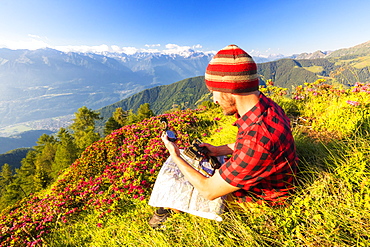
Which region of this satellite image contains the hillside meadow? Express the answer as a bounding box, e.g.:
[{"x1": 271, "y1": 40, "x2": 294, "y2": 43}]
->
[{"x1": 1, "y1": 80, "x2": 369, "y2": 246}]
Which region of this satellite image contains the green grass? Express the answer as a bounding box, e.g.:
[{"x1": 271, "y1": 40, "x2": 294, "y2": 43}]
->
[
  {"x1": 44, "y1": 126, "x2": 370, "y2": 246},
  {"x1": 353, "y1": 56, "x2": 370, "y2": 69},
  {"x1": 2, "y1": 81, "x2": 370, "y2": 246},
  {"x1": 303, "y1": 66, "x2": 324, "y2": 74}
]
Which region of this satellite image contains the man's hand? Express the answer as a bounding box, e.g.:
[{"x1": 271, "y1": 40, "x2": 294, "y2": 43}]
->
[
  {"x1": 198, "y1": 143, "x2": 219, "y2": 157},
  {"x1": 199, "y1": 143, "x2": 234, "y2": 157},
  {"x1": 161, "y1": 131, "x2": 180, "y2": 157}
]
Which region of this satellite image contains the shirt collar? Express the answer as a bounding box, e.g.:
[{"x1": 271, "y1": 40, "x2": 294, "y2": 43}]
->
[{"x1": 234, "y1": 93, "x2": 270, "y2": 130}]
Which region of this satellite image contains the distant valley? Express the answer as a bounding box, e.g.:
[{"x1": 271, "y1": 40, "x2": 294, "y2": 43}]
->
[{"x1": 0, "y1": 48, "x2": 213, "y2": 127}]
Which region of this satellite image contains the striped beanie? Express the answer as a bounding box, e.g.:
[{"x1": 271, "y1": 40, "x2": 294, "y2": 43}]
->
[{"x1": 205, "y1": 44, "x2": 259, "y2": 93}]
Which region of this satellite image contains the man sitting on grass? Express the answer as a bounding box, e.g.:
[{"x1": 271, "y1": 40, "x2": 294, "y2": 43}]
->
[{"x1": 148, "y1": 44, "x2": 298, "y2": 228}]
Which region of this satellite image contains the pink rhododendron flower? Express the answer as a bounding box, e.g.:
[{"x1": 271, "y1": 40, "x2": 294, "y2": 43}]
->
[{"x1": 346, "y1": 100, "x2": 360, "y2": 106}]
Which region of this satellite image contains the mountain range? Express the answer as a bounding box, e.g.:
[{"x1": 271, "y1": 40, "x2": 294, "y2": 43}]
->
[
  {"x1": 0, "y1": 48, "x2": 213, "y2": 127},
  {"x1": 0, "y1": 46, "x2": 312, "y2": 128},
  {"x1": 1, "y1": 40, "x2": 370, "y2": 139}
]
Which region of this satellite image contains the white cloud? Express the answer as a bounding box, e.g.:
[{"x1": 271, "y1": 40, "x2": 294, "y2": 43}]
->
[
  {"x1": 141, "y1": 48, "x2": 161, "y2": 53},
  {"x1": 56, "y1": 44, "x2": 110, "y2": 53},
  {"x1": 111, "y1": 45, "x2": 121, "y2": 52},
  {"x1": 135, "y1": 44, "x2": 209, "y2": 56},
  {"x1": 162, "y1": 44, "x2": 195, "y2": 56},
  {"x1": 0, "y1": 35, "x2": 213, "y2": 56},
  {"x1": 145, "y1": 44, "x2": 161, "y2": 48},
  {"x1": 120, "y1": 47, "x2": 139, "y2": 55},
  {"x1": 0, "y1": 34, "x2": 49, "y2": 50},
  {"x1": 54, "y1": 44, "x2": 140, "y2": 55},
  {"x1": 165, "y1": 44, "x2": 181, "y2": 49},
  {"x1": 249, "y1": 49, "x2": 263, "y2": 56},
  {"x1": 28, "y1": 34, "x2": 42, "y2": 39}
]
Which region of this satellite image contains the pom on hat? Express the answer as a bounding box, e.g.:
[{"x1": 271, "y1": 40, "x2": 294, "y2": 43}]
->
[{"x1": 205, "y1": 44, "x2": 259, "y2": 93}]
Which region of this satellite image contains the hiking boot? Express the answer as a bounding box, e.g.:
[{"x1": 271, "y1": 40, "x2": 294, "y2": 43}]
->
[{"x1": 148, "y1": 208, "x2": 171, "y2": 229}]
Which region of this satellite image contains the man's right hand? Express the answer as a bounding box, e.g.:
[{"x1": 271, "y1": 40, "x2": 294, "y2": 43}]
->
[
  {"x1": 198, "y1": 143, "x2": 218, "y2": 156},
  {"x1": 199, "y1": 143, "x2": 235, "y2": 157}
]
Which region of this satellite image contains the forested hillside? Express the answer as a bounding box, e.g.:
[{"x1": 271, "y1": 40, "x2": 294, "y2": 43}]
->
[
  {"x1": 328, "y1": 40, "x2": 370, "y2": 57},
  {"x1": 259, "y1": 41, "x2": 370, "y2": 87},
  {"x1": 258, "y1": 59, "x2": 320, "y2": 88},
  {"x1": 0, "y1": 148, "x2": 32, "y2": 170},
  {"x1": 96, "y1": 76, "x2": 212, "y2": 125},
  {"x1": 258, "y1": 57, "x2": 370, "y2": 88}
]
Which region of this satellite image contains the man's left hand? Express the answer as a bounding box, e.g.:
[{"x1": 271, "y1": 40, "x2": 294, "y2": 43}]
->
[{"x1": 161, "y1": 131, "x2": 181, "y2": 157}]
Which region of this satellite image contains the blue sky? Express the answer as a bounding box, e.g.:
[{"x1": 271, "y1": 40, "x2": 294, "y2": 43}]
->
[{"x1": 1, "y1": 0, "x2": 370, "y2": 56}]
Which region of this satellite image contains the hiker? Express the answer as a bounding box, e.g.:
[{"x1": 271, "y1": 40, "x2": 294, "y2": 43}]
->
[{"x1": 148, "y1": 44, "x2": 298, "y2": 228}]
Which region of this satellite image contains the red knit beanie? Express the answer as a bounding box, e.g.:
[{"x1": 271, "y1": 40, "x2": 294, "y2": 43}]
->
[{"x1": 205, "y1": 44, "x2": 259, "y2": 93}]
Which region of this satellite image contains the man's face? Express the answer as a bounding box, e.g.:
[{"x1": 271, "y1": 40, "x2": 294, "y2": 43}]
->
[{"x1": 212, "y1": 91, "x2": 237, "y2": 116}]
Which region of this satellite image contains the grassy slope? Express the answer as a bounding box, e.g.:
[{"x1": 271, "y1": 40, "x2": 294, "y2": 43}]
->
[
  {"x1": 50, "y1": 95, "x2": 370, "y2": 246},
  {"x1": 46, "y1": 114, "x2": 370, "y2": 247},
  {"x1": 1, "y1": 82, "x2": 370, "y2": 246}
]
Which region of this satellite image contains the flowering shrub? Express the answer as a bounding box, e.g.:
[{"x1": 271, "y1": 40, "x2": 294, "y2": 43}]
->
[
  {"x1": 260, "y1": 80, "x2": 288, "y2": 99},
  {"x1": 292, "y1": 80, "x2": 370, "y2": 136},
  {"x1": 292, "y1": 79, "x2": 347, "y2": 100},
  {"x1": 0, "y1": 108, "x2": 220, "y2": 246}
]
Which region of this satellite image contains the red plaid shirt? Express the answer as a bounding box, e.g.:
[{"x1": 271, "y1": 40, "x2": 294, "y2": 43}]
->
[{"x1": 219, "y1": 93, "x2": 297, "y2": 204}]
